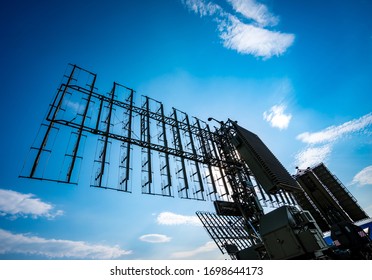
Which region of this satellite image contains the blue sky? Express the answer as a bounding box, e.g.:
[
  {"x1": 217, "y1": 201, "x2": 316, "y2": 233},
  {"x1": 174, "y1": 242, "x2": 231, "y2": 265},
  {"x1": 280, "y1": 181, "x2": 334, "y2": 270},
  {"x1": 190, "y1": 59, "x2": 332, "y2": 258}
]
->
[{"x1": 0, "y1": 0, "x2": 371, "y2": 260}]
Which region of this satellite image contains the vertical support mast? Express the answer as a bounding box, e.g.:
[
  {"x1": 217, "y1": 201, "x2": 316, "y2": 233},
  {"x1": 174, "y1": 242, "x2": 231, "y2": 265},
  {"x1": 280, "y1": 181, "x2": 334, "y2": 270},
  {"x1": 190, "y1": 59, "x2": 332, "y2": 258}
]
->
[
  {"x1": 30, "y1": 64, "x2": 77, "y2": 178},
  {"x1": 95, "y1": 97, "x2": 104, "y2": 131},
  {"x1": 66, "y1": 73, "x2": 97, "y2": 183},
  {"x1": 97, "y1": 82, "x2": 116, "y2": 188},
  {"x1": 185, "y1": 114, "x2": 204, "y2": 195},
  {"x1": 119, "y1": 88, "x2": 134, "y2": 192},
  {"x1": 141, "y1": 96, "x2": 152, "y2": 193},
  {"x1": 172, "y1": 108, "x2": 189, "y2": 198},
  {"x1": 124, "y1": 89, "x2": 134, "y2": 191},
  {"x1": 195, "y1": 118, "x2": 217, "y2": 195},
  {"x1": 158, "y1": 102, "x2": 172, "y2": 196},
  {"x1": 207, "y1": 124, "x2": 229, "y2": 197},
  {"x1": 214, "y1": 121, "x2": 263, "y2": 228}
]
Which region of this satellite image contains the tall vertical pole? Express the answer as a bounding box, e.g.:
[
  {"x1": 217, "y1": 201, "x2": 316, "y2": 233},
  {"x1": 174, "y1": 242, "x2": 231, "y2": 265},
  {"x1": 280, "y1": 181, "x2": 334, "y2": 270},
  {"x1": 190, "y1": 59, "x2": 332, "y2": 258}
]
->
[
  {"x1": 98, "y1": 82, "x2": 115, "y2": 188},
  {"x1": 30, "y1": 64, "x2": 77, "y2": 178},
  {"x1": 207, "y1": 124, "x2": 229, "y2": 197},
  {"x1": 172, "y1": 108, "x2": 189, "y2": 197},
  {"x1": 146, "y1": 97, "x2": 152, "y2": 190},
  {"x1": 196, "y1": 119, "x2": 217, "y2": 194},
  {"x1": 95, "y1": 97, "x2": 104, "y2": 131},
  {"x1": 123, "y1": 90, "x2": 134, "y2": 191},
  {"x1": 159, "y1": 103, "x2": 172, "y2": 196},
  {"x1": 66, "y1": 73, "x2": 97, "y2": 183},
  {"x1": 185, "y1": 115, "x2": 204, "y2": 194}
]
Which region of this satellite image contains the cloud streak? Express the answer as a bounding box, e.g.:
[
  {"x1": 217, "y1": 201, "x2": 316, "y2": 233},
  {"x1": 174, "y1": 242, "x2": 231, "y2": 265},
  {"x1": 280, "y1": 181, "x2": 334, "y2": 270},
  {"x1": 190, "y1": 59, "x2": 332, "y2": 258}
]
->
[
  {"x1": 219, "y1": 15, "x2": 294, "y2": 58},
  {"x1": 0, "y1": 189, "x2": 63, "y2": 219},
  {"x1": 182, "y1": 0, "x2": 294, "y2": 59},
  {"x1": 295, "y1": 113, "x2": 372, "y2": 168},
  {"x1": 139, "y1": 234, "x2": 171, "y2": 243},
  {"x1": 0, "y1": 228, "x2": 132, "y2": 259},
  {"x1": 227, "y1": 0, "x2": 278, "y2": 26},
  {"x1": 297, "y1": 113, "x2": 372, "y2": 145},
  {"x1": 351, "y1": 166, "x2": 372, "y2": 186},
  {"x1": 156, "y1": 212, "x2": 201, "y2": 226},
  {"x1": 184, "y1": 0, "x2": 221, "y2": 16},
  {"x1": 295, "y1": 144, "x2": 332, "y2": 169}
]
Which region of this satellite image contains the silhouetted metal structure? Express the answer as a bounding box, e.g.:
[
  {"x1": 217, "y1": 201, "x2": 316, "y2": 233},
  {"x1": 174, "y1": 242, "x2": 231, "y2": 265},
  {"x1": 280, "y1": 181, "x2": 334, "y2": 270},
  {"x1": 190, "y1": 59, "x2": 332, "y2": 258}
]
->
[
  {"x1": 21, "y1": 64, "x2": 371, "y2": 260},
  {"x1": 294, "y1": 163, "x2": 369, "y2": 231}
]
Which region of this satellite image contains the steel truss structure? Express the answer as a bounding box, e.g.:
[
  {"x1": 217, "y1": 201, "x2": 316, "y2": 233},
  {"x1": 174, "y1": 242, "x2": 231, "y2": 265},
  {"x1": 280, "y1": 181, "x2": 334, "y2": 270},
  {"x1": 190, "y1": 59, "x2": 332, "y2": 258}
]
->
[
  {"x1": 294, "y1": 163, "x2": 369, "y2": 232},
  {"x1": 196, "y1": 211, "x2": 262, "y2": 259},
  {"x1": 21, "y1": 64, "x2": 296, "y2": 204},
  {"x1": 20, "y1": 64, "x2": 306, "y2": 258}
]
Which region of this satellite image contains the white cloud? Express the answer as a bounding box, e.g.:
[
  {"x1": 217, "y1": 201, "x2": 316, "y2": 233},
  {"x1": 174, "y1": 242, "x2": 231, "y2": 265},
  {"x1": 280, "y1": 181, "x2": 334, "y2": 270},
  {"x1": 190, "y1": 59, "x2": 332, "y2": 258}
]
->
[
  {"x1": 64, "y1": 99, "x2": 85, "y2": 114},
  {"x1": 263, "y1": 104, "x2": 292, "y2": 130},
  {"x1": 295, "y1": 113, "x2": 372, "y2": 168},
  {"x1": 170, "y1": 241, "x2": 217, "y2": 259},
  {"x1": 351, "y1": 166, "x2": 372, "y2": 186},
  {"x1": 227, "y1": 0, "x2": 278, "y2": 26},
  {"x1": 297, "y1": 113, "x2": 372, "y2": 145},
  {"x1": 183, "y1": 0, "x2": 220, "y2": 17},
  {"x1": 182, "y1": 0, "x2": 294, "y2": 59},
  {"x1": 139, "y1": 234, "x2": 171, "y2": 243},
  {"x1": 219, "y1": 15, "x2": 294, "y2": 59},
  {"x1": 0, "y1": 189, "x2": 63, "y2": 219},
  {"x1": 156, "y1": 212, "x2": 201, "y2": 226},
  {"x1": 0, "y1": 228, "x2": 132, "y2": 259},
  {"x1": 295, "y1": 144, "x2": 332, "y2": 169}
]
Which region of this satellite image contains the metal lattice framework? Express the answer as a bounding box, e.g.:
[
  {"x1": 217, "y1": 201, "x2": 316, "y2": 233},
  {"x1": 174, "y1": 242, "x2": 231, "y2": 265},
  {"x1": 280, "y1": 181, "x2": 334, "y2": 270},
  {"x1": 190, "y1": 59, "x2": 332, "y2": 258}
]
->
[
  {"x1": 294, "y1": 163, "x2": 369, "y2": 232},
  {"x1": 196, "y1": 211, "x2": 261, "y2": 259},
  {"x1": 21, "y1": 64, "x2": 297, "y2": 206},
  {"x1": 20, "y1": 64, "x2": 304, "y2": 258}
]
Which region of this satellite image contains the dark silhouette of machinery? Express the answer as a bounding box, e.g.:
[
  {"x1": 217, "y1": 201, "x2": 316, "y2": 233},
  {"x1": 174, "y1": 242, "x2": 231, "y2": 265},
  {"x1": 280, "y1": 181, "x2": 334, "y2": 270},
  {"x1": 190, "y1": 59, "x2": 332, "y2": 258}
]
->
[{"x1": 21, "y1": 64, "x2": 372, "y2": 259}]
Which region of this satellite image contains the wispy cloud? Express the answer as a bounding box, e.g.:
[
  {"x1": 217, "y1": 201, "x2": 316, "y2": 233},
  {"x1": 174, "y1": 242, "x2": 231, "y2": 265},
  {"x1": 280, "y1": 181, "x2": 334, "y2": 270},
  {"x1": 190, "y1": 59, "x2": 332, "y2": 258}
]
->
[
  {"x1": 170, "y1": 241, "x2": 217, "y2": 259},
  {"x1": 63, "y1": 100, "x2": 85, "y2": 114},
  {"x1": 263, "y1": 104, "x2": 292, "y2": 130},
  {"x1": 0, "y1": 228, "x2": 132, "y2": 259},
  {"x1": 295, "y1": 113, "x2": 372, "y2": 168},
  {"x1": 219, "y1": 15, "x2": 294, "y2": 58},
  {"x1": 297, "y1": 113, "x2": 372, "y2": 145},
  {"x1": 227, "y1": 0, "x2": 278, "y2": 26},
  {"x1": 0, "y1": 189, "x2": 63, "y2": 219},
  {"x1": 351, "y1": 166, "x2": 372, "y2": 186},
  {"x1": 139, "y1": 234, "x2": 171, "y2": 243},
  {"x1": 184, "y1": 0, "x2": 221, "y2": 16},
  {"x1": 182, "y1": 0, "x2": 294, "y2": 59},
  {"x1": 295, "y1": 144, "x2": 332, "y2": 169},
  {"x1": 156, "y1": 212, "x2": 201, "y2": 226}
]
